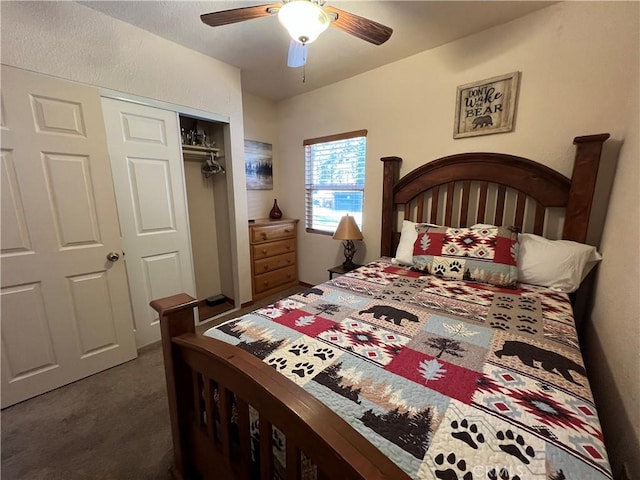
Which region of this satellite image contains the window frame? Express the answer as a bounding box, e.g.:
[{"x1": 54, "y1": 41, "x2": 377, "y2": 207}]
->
[{"x1": 304, "y1": 129, "x2": 368, "y2": 235}]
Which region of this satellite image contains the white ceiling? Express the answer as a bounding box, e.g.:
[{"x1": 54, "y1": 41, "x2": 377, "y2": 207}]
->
[{"x1": 80, "y1": 1, "x2": 553, "y2": 102}]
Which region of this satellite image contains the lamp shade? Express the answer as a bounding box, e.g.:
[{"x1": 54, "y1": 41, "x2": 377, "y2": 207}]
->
[
  {"x1": 333, "y1": 215, "x2": 363, "y2": 241},
  {"x1": 278, "y1": 0, "x2": 330, "y2": 45}
]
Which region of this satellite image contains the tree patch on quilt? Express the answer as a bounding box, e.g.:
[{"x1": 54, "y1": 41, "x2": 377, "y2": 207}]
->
[
  {"x1": 494, "y1": 340, "x2": 586, "y2": 385},
  {"x1": 313, "y1": 362, "x2": 362, "y2": 403},
  {"x1": 237, "y1": 338, "x2": 285, "y2": 360},
  {"x1": 217, "y1": 319, "x2": 244, "y2": 339},
  {"x1": 313, "y1": 303, "x2": 341, "y2": 316},
  {"x1": 424, "y1": 336, "x2": 467, "y2": 359},
  {"x1": 361, "y1": 406, "x2": 434, "y2": 459}
]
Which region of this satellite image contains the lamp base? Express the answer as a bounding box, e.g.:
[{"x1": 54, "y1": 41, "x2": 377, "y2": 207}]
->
[
  {"x1": 342, "y1": 259, "x2": 357, "y2": 272},
  {"x1": 342, "y1": 240, "x2": 357, "y2": 271}
]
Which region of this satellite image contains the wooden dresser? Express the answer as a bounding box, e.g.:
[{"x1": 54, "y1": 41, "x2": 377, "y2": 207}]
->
[{"x1": 249, "y1": 219, "x2": 299, "y2": 300}]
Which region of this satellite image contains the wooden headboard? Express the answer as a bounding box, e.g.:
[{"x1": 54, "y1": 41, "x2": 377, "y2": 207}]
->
[{"x1": 380, "y1": 134, "x2": 610, "y2": 257}]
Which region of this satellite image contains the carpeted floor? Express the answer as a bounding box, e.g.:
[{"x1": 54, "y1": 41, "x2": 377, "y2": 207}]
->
[{"x1": 1, "y1": 286, "x2": 305, "y2": 480}]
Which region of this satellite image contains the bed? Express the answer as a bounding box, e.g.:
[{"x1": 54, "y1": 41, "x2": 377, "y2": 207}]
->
[{"x1": 151, "y1": 133, "x2": 612, "y2": 480}]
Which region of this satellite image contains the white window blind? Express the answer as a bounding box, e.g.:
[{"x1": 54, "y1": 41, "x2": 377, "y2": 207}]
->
[{"x1": 304, "y1": 130, "x2": 367, "y2": 233}]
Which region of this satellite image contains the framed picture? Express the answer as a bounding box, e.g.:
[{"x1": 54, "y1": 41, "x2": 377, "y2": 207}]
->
[
  {"x1": 453, "y1": 72, "x2": 521, "y2": 139},
  {"x1": 244, "y1": 140, "x2": 273, "y2": 190}
]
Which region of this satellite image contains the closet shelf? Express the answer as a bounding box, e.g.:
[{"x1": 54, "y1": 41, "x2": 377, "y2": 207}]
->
[
  {"x1": 182, "y1": 144, "x2": 222, "y2": 162},
  {"x1": 182, "y1": 144, "x2": 220, "y2": 153}
]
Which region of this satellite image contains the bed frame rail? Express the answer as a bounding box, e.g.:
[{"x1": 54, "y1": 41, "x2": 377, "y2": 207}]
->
[{"x1": 151, "y1": 294, "x2": 412, "y2": 480}]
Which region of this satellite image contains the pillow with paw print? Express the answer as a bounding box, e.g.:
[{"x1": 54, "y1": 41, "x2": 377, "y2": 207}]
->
[{"x1": 412, "y1": 225, "x2": 519, "y2": 287}]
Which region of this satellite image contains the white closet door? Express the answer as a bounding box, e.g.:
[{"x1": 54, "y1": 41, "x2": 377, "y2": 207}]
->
[
  {"x1": 101, "y1": 98, "x2": 196, "y2": 348},
  {"x1": 0, "y1": 66, "x2": 137, "y2": 408}
]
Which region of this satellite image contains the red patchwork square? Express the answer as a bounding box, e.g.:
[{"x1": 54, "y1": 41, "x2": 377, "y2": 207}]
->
[
  {"x1": 384, "y1": 348, "x2": 480, "y2": 404},
  {"x1": 272, "y1": 309, "x2": 335, "y2": 337},
  {"x1": 493, "y1": 235, "x2": 517, "y2": 265},
  {"x1": 413, "y1": 232, "x2": 445, "y2": 256}
]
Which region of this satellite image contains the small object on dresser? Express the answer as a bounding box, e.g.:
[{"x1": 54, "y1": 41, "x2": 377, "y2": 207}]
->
[{"x1": 269, "y1": 199, "x2": 283, "y2": 219}]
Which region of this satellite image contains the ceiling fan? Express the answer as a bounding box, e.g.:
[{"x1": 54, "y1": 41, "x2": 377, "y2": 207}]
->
[{"x1": 200, "y1": 0, "x2": 393, "y2": 67}]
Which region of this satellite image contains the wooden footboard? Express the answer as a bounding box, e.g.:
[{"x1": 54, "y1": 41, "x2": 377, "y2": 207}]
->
[{"x1": 151, "y1": 294, "x2": 412, "y2": 480}]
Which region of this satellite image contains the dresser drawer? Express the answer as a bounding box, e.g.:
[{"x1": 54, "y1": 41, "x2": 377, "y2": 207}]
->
[
  {"x1": 253, "y1": 252, "x2": 296, "y2": 275},
  {"x1": 253, "y1": 266, "x2": 297, "y2": 294},
  {"x1": 250, "y1": 223, "x2": 296, "y2": 244},
  {"x1": 251, "y1": 238, "x2": 296, "y2": 260}
]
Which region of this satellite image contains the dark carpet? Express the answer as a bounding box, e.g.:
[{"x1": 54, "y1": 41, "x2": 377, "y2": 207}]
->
[{"x1": 1, "y1": 286, "x2": 305, "y2": 479}]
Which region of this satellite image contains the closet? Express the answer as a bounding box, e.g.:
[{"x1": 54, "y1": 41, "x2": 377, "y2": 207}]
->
[
  {"x1": 102, "y1": 98, "x2": 238, "y2": 348},
  {"x1": 179, "y1": 115, "x2": 234, "y2": 320}
]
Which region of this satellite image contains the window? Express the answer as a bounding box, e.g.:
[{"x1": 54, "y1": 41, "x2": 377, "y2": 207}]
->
[{"x1": 304, "y1": 130, "x2": 367, "y2": 234}]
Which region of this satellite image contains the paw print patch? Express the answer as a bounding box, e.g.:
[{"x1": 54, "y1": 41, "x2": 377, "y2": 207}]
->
[
  {"x1": 450, "y1": 419, "x2": 485, "y2": 449},
  {"x1": 434, "y1": 452, "x2": 472, "y2": 480},
  {"x1": 263, "y1": 336, "x2": 343, "y2": 386},
  {"x1": 496, "y1": 429, "x2": 535, "y2": 464},
  {"x1": 488, "y1": 468, "x2": 521, "y2": 480}
]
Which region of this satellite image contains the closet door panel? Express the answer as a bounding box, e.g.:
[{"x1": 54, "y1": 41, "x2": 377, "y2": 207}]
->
[{"x1": 102, "y1": 98, "x2": 195, "y2": 348}]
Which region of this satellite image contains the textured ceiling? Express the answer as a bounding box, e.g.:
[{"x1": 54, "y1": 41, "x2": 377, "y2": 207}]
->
[{"x1": 80, "y1": 1, "x2": 554, "y2": 101}]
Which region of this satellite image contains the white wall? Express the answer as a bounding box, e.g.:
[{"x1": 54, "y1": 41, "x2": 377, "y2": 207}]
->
[
  {"x1": 1, "y1": 1, "x2": 253, "y2": 304},
  {"x1": 274, "y1": 1, "x2": 639, "y2": 476},
  {"x1": 242, "y1": 92, "x2": 283, "y2": 220},
  {"x1": 586, "y1": 72, "x2": 640, "y2": 478}
]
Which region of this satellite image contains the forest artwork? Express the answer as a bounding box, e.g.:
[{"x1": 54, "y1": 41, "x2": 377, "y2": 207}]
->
[
  {"x1": 245, "y1": 140, "x2": 273, "y2": 190},
  {"x1": 454, "y1": 72, "x2": 520, "y2": 139}
]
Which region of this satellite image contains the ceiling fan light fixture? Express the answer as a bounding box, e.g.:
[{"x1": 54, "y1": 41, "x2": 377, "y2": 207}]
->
[{"x1": 278, "y1": 0, "x2": 330, "y2": 44}]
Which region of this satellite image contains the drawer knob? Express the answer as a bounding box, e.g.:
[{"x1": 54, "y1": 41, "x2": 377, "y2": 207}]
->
[
  {"x1": 263, "y1": 265, "x2": 268, "y2": 270},
  {"x1": 287, "y1": 274, "x2": 292, "y2": 279},
  {"x1": 284, "y1": 229, "x2": 291, "y2": 233},
  {"x1": 262, "y1": 249, "x2": 267, "y2": 254},
  {"x1": 286, "y1": 245, "x2": 291, "y2": 250},
  {"x1": 287, "y1": 259, "x2": 291, "y2": 264},
  {"x1": 261, "y1": 232, "x2": 267, "y2": 239}
]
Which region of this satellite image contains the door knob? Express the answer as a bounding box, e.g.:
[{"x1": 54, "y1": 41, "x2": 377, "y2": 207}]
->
[{"x1": 106, "y1": 251, "x2": 120, "y2": 262}]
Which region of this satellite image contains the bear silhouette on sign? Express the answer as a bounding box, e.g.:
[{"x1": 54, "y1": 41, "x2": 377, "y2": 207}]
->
[
  {"x1": 472, "y1": 115, "x2": 493, "y2": 128},
  {"x1": 495, "y1": 340, "x2": 585, "y2": 385},
  {"x1": 358, "y1": 305, "x2": 419, "y2": 327}
]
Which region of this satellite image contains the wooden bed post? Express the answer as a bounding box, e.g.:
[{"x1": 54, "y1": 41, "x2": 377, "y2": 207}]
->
[
  {"x1": 150, "y1": 293, "x2": 198, "y2": 480},
  {"x1": 564, "y1": 133, "x2": 610, "y2": 243},
  {"x1": 380, "y1": 156, "x2": 402, "y2": 257}
]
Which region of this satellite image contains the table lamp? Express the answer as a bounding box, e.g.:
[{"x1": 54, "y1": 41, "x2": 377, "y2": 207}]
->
[{"x1": 332, "y1": 214, "x2": 363, "y2": 271}]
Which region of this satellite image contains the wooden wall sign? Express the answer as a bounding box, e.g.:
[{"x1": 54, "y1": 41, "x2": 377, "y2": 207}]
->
[{"x1": 453, "y1": 72, "x2": 520, "y2": 139}]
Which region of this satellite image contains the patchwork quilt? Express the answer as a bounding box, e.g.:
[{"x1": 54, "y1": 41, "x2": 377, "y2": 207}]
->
[{"x1": 205, "y1": 258, "x2": 611, "y2": 480}]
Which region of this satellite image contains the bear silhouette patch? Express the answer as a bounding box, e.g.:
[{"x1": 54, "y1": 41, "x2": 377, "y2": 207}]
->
[
  {"x1": 494, "y1": 340, "x2": 585, "y2": 385},
  {"x1": 358, "y1": 305, "x2": 419, "y2": 326}
]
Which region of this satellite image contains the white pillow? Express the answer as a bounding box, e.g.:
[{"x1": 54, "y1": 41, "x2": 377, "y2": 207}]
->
[
  {"x1": 517, "y1": 233, "x2": 602, "y2": 293},
  {"x1": 392, "y1": 220, "x2": 438, "y2": 266}
]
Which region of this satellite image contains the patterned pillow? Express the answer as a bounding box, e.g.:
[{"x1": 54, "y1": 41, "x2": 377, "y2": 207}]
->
[{"x1": 412, "y1": 225, "x2": 519, "y2": 287}]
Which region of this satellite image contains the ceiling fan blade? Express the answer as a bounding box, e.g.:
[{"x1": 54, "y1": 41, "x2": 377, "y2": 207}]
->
[
  {"x1": 287, "y1": 40, "x2": 307, "y2": 68},
  {"x1": 324, "y1": 6, "x2": 392, "y2": 45},
  {"x1": 201, "y1": 3, "x2": 282, "y2": 28}
]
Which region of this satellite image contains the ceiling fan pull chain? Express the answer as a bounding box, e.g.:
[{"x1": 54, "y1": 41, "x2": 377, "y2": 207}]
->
[{"x1": 303, "y1": 63, "x2": 306, "y2": 83}]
